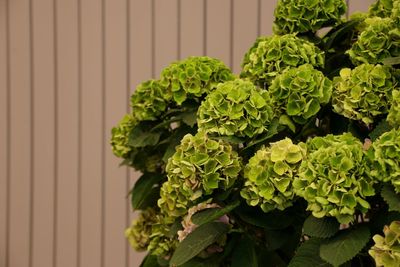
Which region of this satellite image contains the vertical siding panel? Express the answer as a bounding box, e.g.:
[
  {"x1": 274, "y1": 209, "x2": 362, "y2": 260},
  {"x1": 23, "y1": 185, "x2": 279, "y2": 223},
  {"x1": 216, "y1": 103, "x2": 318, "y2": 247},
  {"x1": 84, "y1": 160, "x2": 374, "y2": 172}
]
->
[
  {"x1": 180, "y1": 0, "x2": 204, "y2": 58},
  {"x1": 154, "y1": 0, "x2": 178, "y2": 76},
  {"x1": 260, "y1": 0, "x2": 278, "y2": 36},
  {"x1": 55, "y1": 0, "x2": 79, "y2": 266},
  {"x1": 8, "y1": 0, "x2": 31, "y2": 266},
  {"x1": 0, "y1": 0, "x2": 8, "y2": 266},
  {"x1": 31, "y1": 0, "x2": 55, "y2": 266},
  {"x1": 232, "y1": 0, "x2": 258, "y2": 74},
  {"x1": 348, "y1": 0, "x2": 375, "y2": 14},
  {"x1": 104, "y1": 0, "x2": 128, "y2": 266},
  {"x1": 206, "y1": 0, "x2": 231, "y2": 68},
  {"x1": 80, "y1": 0, "x2": 103, "y2": 266}
]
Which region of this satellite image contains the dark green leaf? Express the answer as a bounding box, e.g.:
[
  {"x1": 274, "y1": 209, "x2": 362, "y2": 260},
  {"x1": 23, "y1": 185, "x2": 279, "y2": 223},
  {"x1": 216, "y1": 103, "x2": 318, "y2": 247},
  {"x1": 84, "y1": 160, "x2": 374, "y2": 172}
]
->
[
  {"x1": 288, "y1": 238, "x2": 330, "y2": 267},
  {"x1": 324, "y1": 20, "x2": 361, "y2": 50},
  {"x1": 265, "y1": 229, "x2": 292, "y2": 251},
  {"x1": 129, "y1": 122, "x2": 163, "y2": 148},
  {"x1": 131, "y1": 173, "x2": 164, "y2": 210},
  {"x1": 170, "y1": 222, "x2": 230, "y2": 266},
  {"x1": 303, "y1": 215, "x2": 340, "y2": 238},
  {"x1": 320, "y1": 226, "x2": 370, "y2": 267},
  {"x1": 381, "y1": 184, "x2": 400, "y2": 213},
  {"x1": 140, "y1": 254, "x2": 161, "y2": 267},
  {"x1": 179, "y1": 257, "x2": 219, "y2": 267},
  {"x1": 192, "y1": 201, "x2": 240, "y2": 226},
  {"x1": 381, "y1": 56, "x2": 400, "y2": 66},
  {"x1": 369, "y1": 120, "x2": 392, "y2": 141},
  {"x1": 231, "y1": 236, "x2": 258, "y2": 267}
]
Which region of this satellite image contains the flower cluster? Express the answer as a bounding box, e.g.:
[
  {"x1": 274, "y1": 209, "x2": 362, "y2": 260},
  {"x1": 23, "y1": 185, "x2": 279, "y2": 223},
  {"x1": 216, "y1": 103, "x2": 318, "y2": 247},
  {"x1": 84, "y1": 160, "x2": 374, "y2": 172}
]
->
[
  {"x1": 366, "y1": 128, "x2": 400, "y2": 193},
  {"x1": 158, "y1": 132, "x2": 241, "y2": 217},
  {"x1": 369, "y1": 221, "x2": 400, "y2": 266},
  {"x1": 388, "y1": 90, "x2": 400, "y2": 128},
  {"x1": 160, "y1": 56, "x2": 235, "y2": 105},
  {"x1": 241, "y1": 34, "x2": 325, "y2": 87},
  {"x1": 110, "y1": 114, "x2": 136, "y2": 158},
  {"x1": 197, "y1": 79, "x2": 276, "y2": 138},
  {"x1": 273, "y1": 0, "x2": 347, "y2": 34},
  {"x1": 241, "y1": 138, "x2": 306, "y2": 212},
  {"x1": 347, "y1": 17, "x2": 400, "y2": 65},
  {"x1": 130, "y1": 80, "x2": 170, "y2": 122},
  {"x1": 125, "y1": 208, "x2": 177, "y2": 256},
  {"x1": 369, "y1": 0, "x2": 399, "y2": 18},
  {"x1": 294, "y1": 133, "x2": 375, "y2": 224},
  {"x1": 269, "y1": 64, "x2": 332, "y2": 125},
  {"x1": 332, "y1": 64, "x2": 397, "y2": 125}
]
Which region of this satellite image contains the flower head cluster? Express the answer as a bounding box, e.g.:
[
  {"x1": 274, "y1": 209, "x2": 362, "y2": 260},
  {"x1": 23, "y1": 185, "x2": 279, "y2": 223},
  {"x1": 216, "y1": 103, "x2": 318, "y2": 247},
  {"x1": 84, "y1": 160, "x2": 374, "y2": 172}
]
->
[
  {"x1": 369, "y1": 221, "x2": 400, "y2": 266},
  {"x1": 332, "y1": 64, "x2": 397, "y2": 125},
  {"x1": 366, "y1": 128, "x2": 400, "y2": 193},
  {"x1": 273, "y1": 0, "x2": 347, "y2": 34},
  {"x1": 160, "y1": 56, "x2": 235, "y2": 105},
  {"x1": 369, "y1": 0, "x2": 400, "y2": 18},
  {"x1": 347, "y1": 17, "x2": 400, "y2": 65},
  {"x1": 125, "y1": 207, "x2": 177, "y2": 256},
  {"x1": 241, "y1": 138, "x2": 306, "y2": 212},
  {"x1": 388, "y1": 90, "x2": 400, "y2": 128},
  {"x1": 269, "y1": 64, "x2": 333, "y2": 125},
  {"x1": 158, "y1": 132, "x2": 242, "y2": 217},
  {"x1": 111, "y1": 114, "x2": 136, "y2": 158},
  {"x1": 241, "y1": 34, "x2": 325, "y2": 87},
  {"x1": 197, "y1": 79, "x2": 276, "y2": 138},
  {"x1": 130, "y1": 80, "x2": 170, "y2": 122},
  {"x1": 293, "y1": 133, "x2": 375, "y2": 224}
]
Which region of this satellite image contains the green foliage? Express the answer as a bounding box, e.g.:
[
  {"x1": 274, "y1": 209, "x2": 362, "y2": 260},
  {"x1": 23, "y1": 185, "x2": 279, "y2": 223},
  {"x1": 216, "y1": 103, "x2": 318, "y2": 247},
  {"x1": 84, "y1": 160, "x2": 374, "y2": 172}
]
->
[
  {"x1": 382, "y1": 184, "x2": 400, "y2": 213},
  {"x1": 160, "y1": 56, "x2": 235, "y2": 105},
  {"x1": 158, "y1": 131, "x2": 241, "y2": 217},
  {"x1": 241, "y1": 138, "x2": 306, "y2": 212},
  {"x1": 320, "y1": 226, "x2": 371, "y2": 267},
  {"x1": 303, "y1": 215, "x2": 340, "y2": 238},
  {"x1": 388, "y1": 90, "x2": 400, "y2": 128},
  {"x1": 294, "y1": 133, "x2": 375, "y2": 224},
  {"x1": 332, "y1": 64, "x2": 398, "y2": 125},
  {"x1": 369, "y1": 0, "x2": 400, "y2": 18},
  {"x1": 197, "y1": 79, "x2": 277, "y2": 138},
  {"x1": 369, "y1": 221, "x2": 400, "y2": 266},
  {"x1": 288, "y1": 238, "x2": 330, "y2": 267},
  {"x1": 347, "y1": 17, "x2": 400, "y2": 65},
  {"x1": 130, "y1": 173, "x2": 164, "y2": 210},
  {"x1": 273, "y1": 0, "x2": 347, "y2": 34},
  {"x1": 241, "y1": 34, "x2": 325, "y2": 87},
  {"x1": 270, "y1": 64, "x2": 333, "y2": 125},
  {"x1": 366, "y1": 128, "x2": 400, "y2": 193}
]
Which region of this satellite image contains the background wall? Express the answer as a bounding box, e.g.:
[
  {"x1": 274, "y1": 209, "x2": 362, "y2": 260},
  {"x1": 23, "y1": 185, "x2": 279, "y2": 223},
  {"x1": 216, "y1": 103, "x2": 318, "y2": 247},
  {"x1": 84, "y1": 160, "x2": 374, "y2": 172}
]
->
[{"x1": 0, "y1": 0, "x2": 375, "y2": 266}]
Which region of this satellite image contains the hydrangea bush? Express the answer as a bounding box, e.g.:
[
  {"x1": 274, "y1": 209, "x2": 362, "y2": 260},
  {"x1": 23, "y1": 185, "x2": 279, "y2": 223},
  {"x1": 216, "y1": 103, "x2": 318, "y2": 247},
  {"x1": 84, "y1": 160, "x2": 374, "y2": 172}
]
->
[{"x1": 112, "y1": 0, "x2": 400, "y2": 266}]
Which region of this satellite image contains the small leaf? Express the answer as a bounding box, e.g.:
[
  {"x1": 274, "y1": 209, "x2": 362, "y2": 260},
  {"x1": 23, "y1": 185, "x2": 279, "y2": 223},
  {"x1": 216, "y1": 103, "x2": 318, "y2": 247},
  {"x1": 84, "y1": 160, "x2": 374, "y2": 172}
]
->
[
  {"x1": 381, "y1": 184, "x2": 400, "y2": 213},
  {"x1": 192, "y1": 201, "x2": 240, "y2": 226},
  {"x1": 170, "y1": 222, "x2": 230, "y2": 266},
  {"x1": 303, "y1": 215, "x2": 340, "y2": 238},
  {"x1": 131, "y1": 173, "x2": 164, "y2": 210},
  {"x1": 140, "y1": 254, "x2": 161, "y2": 267},
  {"x1": 369, "y1": 120, "x2": 393, "y2": 141},
  {"x1": 231, "y1": 236, "x2": 258, "y2": 267},
  {"x1": 381, "y1": 56, "x2": 400, "y2": 66},
  {"x1": 320, "y1": 226, "x2": 370, "y2": 267},
  {"x1": 288, "y1": 238, "x2": 330, "y2": 267}
]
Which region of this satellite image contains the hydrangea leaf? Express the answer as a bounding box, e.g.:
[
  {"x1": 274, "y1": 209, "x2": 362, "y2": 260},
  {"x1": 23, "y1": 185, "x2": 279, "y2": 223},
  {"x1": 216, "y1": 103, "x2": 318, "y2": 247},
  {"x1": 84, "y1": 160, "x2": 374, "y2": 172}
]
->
[
  {"x1": 303, "y1": 215, "x2": 340, "y2": 238},
  {"x1": 231, "y1": 236, "x2": 258, "y2": 267},
  {"x1": 382, "y1": 184, "x2": 400, "y2": 213},
  {"x1": 130, "y1": 173, "x2": 164, "y2": 210},
  {"x1": 288, "y1": 238, "x2": 330, "y2": 267},
  {"x1": 192, "y1": 201, "x2": 240, "y2": 226}
]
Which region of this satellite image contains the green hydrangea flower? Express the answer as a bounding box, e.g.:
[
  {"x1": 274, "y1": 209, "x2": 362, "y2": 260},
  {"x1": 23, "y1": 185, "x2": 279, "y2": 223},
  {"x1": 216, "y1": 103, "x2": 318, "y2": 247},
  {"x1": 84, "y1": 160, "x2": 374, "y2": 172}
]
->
[
  {"x1": 130, "y1": 79, "x2": 170, "y2": 122},
  {"x1": 332, "y1": 64, "x2": 397, "y2": 125},
  {"x1": 197, "y1": 79, "x2": 276, "y2": 138},
  {"x1": 241, "y1": 34, "x2": 325, "y2": 87},
  {"x1": 111, "y1": 114, "x2": 137, "y2": 158},
  {"x1": 347, "y1": 17, "x2": 400, "y2": 65},
  {"x1": 273, "y1": 0, "x2": 347, "y2": 34},
  {"x1": 365, "y1": 128, "x2": 400, "y2": 193},
  {"x1": 269, "y1": 64, "x2": 333, "y2": 125},
  {"x1": 392, "y1": 0, "x2": 400, "y2": 22},
  {"x1": 125, "y1": 208, "x2": 177, "y2": 256},
  {"x1": 293, "y1": 133, "x2": 375, "y2": 224},
  {"x1": 388, "y1": 90, "x2": 400, "y2": 128},
  {"x1": 369, "y1": 0, "x2": 400, "y2": 18},
  {"x1": 158, "y1": 131, "x2": 242, "y2": 217},
  {"x1": 369, "y1": 221, "x2": 400, "y2": 267},
  {"x1": 160, "y1": 56, "x2": 235, "y2": 105},
  {"x1": 241, "y1": 138, "x2": 307, "y2": 212}
]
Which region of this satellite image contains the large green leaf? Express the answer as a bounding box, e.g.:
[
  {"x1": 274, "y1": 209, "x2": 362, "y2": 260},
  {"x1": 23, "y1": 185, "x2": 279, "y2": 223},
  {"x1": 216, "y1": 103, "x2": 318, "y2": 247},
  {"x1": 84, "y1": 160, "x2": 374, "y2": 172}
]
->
[
  {"x1": 235, "y1": 205, "x2": 294, "y2": 229},
  {"x1": 129, "y1": 122, "x2": 163, "y2": 148},
  {"x1": 369, "y1": 120, "x2": 392, "y2": 141},
  {"x1": 130, "y1": 173, "x2": 164, "y2": 210},
  {"x1": 288, "y1": 238, "x2": 330, "y2": 267},
  {"x1": 140, "y1": 254, "x2": 161, "y2": 267},
  {"x1": 319, "y1": 226, "x2": 370, "y2": 267},
  {"x1": 170, "y1": 222, "x2": 230, "y2": 266},
  {"x1": 381, "y1": 184, "x2": 400, "y2": 213},
  {"x1": 231, "y1": 236, "x2": 258, "y2": 267},
  {"x1": 192, "y1": 201, "x2": 240, "y2": 226},
  {"x1": 381, "y1": 56, "x2": 400, "y2": 66},
  {"x1": 323, "y1": 20, "x2": 361, "y2": 50},
  {"x1": 303, "y1": 215, "x2": 340, "y2": 238}
]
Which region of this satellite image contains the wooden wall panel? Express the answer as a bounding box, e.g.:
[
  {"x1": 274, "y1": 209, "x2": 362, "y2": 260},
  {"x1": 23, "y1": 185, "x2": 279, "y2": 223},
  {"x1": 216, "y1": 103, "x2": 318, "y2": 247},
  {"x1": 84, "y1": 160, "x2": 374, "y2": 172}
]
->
[
  {"x1": 348, "y1": 0, "x2": 376, "y2": 14},
  {"x1": 260, "y1": 0, "x2": 278, "y2": 36},
  {"x1": 55, "y1": 0, "x2": 79, "y2": 266},
  {"x1": 31, "y1": 0, "x2": 55, "y2": 266},
  {"x1": 180, "y1": 0, "x2": 205, "y2": 58}
]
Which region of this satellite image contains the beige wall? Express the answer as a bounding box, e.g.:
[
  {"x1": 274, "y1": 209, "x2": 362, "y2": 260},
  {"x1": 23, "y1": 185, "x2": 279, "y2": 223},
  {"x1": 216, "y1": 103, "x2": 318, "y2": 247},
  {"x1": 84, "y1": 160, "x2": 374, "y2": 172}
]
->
[{"x1": 0, "y1": 0, "x2": 374, "y2": 267}]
